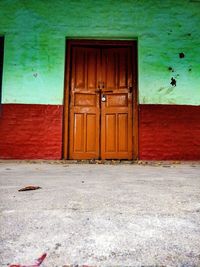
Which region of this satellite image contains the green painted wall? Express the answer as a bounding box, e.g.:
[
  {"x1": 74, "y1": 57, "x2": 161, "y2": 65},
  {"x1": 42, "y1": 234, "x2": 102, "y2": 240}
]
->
[{"x1": 0, "y1": 0, "x2": 200, "y2": 105}]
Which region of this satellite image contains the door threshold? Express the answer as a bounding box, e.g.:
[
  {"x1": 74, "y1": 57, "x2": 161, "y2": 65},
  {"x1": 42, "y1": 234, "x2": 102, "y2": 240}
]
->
[{"x1": 64, "y1": 159, "x2": 135, "y2": 164}]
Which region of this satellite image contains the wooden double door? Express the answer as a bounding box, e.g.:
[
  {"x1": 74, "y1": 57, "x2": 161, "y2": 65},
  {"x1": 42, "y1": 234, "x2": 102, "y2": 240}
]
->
[{"x1": 67, "y1": 41, "x2": 136, "y2": 160}]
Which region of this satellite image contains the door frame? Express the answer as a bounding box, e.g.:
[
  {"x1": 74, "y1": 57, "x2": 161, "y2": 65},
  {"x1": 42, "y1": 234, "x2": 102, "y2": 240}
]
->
[{"x1": 63, "y1": 39, "x2": 138, "y2": 160}]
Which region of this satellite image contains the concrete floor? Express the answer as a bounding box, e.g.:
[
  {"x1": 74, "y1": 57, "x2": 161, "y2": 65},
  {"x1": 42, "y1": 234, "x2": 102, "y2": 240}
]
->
[{"x1": 0, "y1": 161, "x2": 200, "y2": 267}]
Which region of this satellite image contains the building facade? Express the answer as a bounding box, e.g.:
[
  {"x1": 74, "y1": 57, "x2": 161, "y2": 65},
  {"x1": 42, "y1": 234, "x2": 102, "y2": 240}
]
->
[{"x1": 0, "y1": 0, "x2": 200, "y2": 160}]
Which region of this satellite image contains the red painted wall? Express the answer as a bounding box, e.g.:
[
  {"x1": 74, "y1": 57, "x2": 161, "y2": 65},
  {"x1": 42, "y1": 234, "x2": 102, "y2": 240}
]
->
[
  {"x1": 139, "y1": 105, "x2": 200, "y2": 160},
  {"x1": 0, "y1": 104, "x2": 63, "y2": 159},
  {"x1": 0, "y1": 104, "x2": 200, "y2": 160}
]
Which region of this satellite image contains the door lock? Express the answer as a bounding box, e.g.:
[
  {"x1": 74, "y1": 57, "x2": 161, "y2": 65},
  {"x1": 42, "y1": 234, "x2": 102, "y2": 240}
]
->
[{"x1": 101, "y1": 94, "x2": 106, "y2": 102}]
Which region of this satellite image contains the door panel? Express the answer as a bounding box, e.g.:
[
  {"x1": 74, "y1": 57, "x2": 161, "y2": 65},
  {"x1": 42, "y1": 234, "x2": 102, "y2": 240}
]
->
[
  {"x1": 118, "y1": 113, "x2": 128, "y2": 152},
  {"x1": 105, "y1": 114, "x2": 116, "y2": 152},
  {"x1": 69, "y1": 47, "x2": 100, "y2": 159},
  {"x1": 101, "y1": 47, "x2": 133, "y2": 159},
  {"x1": 74, "y1": 113, "x2": 84, "y2": 152}
]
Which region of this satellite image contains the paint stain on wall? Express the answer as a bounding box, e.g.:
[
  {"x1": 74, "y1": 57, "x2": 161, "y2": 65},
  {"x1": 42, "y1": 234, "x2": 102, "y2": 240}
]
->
[
  {"x1": 179, "y1": 52, "x2": 185, "y2": 58},
  {"x1": 170, "y1": 78, "x2": 177, "y2": 87},
  {"x1": 168, "y1": 67, "x2": 174, "y2": 72}
]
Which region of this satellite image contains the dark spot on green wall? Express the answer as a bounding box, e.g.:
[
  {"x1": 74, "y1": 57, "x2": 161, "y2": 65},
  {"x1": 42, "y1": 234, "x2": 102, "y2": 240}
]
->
[
  {"x1": 179, "y1": 52, "x2": 185, "y2": 58},
  {"x1": 170, "y1": 78, "x2": 176, "y2": 87},
  {"x1": 167, "y1": 30, "x2": 173, "y2": 35},
  {"x1": 168, "y1": 67, "x2": 174, "y2": 72}
]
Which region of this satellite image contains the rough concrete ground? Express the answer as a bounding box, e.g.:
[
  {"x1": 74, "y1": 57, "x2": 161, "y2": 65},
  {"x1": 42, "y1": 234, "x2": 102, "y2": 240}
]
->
[{"x1": 0, "y1": 161, "x2": 200, "y2": 267}]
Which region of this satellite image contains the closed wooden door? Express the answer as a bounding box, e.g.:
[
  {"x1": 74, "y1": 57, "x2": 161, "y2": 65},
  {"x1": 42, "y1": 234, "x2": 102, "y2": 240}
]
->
[
  {"x1": 69, "y1": 47, "x2": 101, "y2": 159},
  {"x1": 101, "y1": 47, "x2": 133, "y2": 159},
  {"x1": 69, "y1": 44, "x2": 134, "y2": 160}
]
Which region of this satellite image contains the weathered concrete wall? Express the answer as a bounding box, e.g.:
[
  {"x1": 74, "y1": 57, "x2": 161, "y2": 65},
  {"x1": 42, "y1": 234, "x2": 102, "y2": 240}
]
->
[{"x1": 0, "y1": 0, "x2": 200, "y2": 105}]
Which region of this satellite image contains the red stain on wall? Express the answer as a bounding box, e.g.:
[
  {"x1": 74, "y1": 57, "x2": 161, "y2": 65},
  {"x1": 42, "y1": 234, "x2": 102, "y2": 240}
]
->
[
  {"x1": 139, "y1": 104, "x2": 200, "y2": 160},
  {"x1": 0, "y1": 104, "x2": 63, "y2": 159}
]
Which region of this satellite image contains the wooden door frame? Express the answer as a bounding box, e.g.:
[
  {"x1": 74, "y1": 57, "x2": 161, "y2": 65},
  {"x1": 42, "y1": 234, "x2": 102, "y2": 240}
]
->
[{"x1": 63, "y1": 39, "x2": 138, "y2": 160}]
